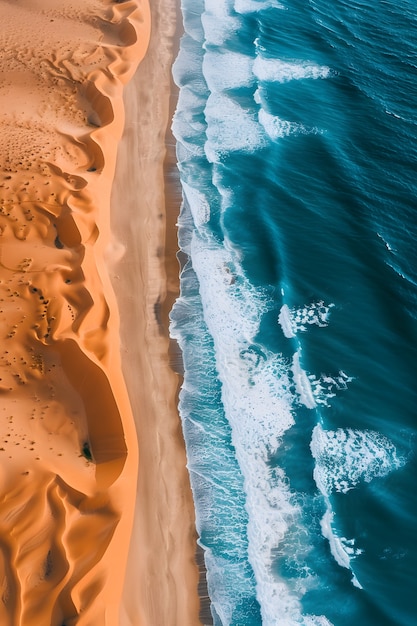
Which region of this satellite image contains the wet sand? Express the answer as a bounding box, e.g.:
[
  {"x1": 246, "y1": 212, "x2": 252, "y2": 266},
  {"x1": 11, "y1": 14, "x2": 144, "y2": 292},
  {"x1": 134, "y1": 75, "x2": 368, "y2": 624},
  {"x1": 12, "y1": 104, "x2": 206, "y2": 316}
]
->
[
  {"x1": 110, "y1": 0, "x2": 202, "y2": 624},
  {"x1": 0, "y1": 0, "x2": 200, "y2": 623}
]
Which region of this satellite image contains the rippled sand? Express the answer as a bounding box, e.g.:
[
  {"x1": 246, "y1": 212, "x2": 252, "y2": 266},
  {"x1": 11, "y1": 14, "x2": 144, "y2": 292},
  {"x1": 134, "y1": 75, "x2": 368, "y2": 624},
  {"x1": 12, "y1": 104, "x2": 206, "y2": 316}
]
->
[{"x1": 0, "y1": 0, "x2": 200, "y2": 624}]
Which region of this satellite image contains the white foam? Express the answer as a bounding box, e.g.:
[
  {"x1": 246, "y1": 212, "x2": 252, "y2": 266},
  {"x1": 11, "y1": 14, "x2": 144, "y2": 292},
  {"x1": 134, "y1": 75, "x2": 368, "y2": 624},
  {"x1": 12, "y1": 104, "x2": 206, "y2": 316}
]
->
[
  {"x1": 205, "y1": 0, "x2": 235, "y2": 17},
  {"x1": 172, "y1": 87, "x2": 207, "y2": 157},
  {"x1": 205, "y1": 551, "x2": 254, "y2": 625},
  {"x1": 172, "y1": 7, "x2": 339, "y2": 617},
  {"x1": 204, "y1": 93, "x2": 267, "y2": 161},
  {"x1": 304, "y1": 617, "x2": 334, "y2": 626},
  {"x1": 320, "y1": 508, "x2": 363, "y2": 589},
  {"x1": 182, "y1": 181, "x2": 211, "y2": 229},
  {"x1": 292, "y1": 351, "x2": 317, "y2": 409},
  {"x1": 311, "y1": 423, "x2": 406, "y2": 495},
  {"x1": 258, "y1": 109, "x2": 302, "y2": 140},
  {"x1": 377, "y1": 231, "x2": 396, "y2": 253},
  {"x1": 385, "y1": 259, "x2": 417, "y2": 287},
  {"x1": 234, "y1": 0, "x2": 284, "y2": 14},
  {"x1": 202, "y1": 50, "x2": 254, "y2": 92},
  {"x1": 253, "y1": 57, "x2": 331, "y2": 83},
  {"x1": 172, "y1": 38, "x2": 205, "y2": 87},
  {"x1": 190, "y1": 232, "x2": 333, "y2": 625},
  {"x1": 172, "y1": 176, "x2": 340, "y2": 622},
  {"x1": 202, "y1": 12, "x2": 243, "y2": 46},
  {"x1": 278, "y1": 300, "x2": 334, "y2": 337},
  {"x1": 254, "y1": 86, "x2": 262, "y2": 105},
  {"x1": 308, "y1": 371, "x2": 353, "y2": 407},
  {"x1": 278, "y1": 304, "x2": 295, "y2": 338},
  {"x1": 202, "y1": 0, "x2": 243, "y2": 46},
  {"x1": 181, "y1": 0, "x2": 206, "y2": 41}
]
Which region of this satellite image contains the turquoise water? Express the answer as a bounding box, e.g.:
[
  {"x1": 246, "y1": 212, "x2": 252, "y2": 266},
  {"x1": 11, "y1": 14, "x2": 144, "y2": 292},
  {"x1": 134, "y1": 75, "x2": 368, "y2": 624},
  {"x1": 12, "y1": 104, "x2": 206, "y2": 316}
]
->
[{"x1": 170, "y1": 1, "x2": 417, "y2": 624}]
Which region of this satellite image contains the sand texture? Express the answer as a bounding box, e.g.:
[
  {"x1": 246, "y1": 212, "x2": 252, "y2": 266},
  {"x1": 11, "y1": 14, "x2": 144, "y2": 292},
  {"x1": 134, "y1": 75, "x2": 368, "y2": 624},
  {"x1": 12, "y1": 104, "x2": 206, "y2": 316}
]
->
[
  {"x1": 0, "y1": 1, "x2": 150, "y2": 623},
  {"x1": 110, "y1": 0, "x2": 203, "y2": 623}
]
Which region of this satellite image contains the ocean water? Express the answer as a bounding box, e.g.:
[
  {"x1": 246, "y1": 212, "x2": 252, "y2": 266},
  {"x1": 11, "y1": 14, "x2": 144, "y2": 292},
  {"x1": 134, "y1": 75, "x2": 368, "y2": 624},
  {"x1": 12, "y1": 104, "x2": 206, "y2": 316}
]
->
[{"x1": 169, "y1": 0, "x2": 417, "y2": 624}]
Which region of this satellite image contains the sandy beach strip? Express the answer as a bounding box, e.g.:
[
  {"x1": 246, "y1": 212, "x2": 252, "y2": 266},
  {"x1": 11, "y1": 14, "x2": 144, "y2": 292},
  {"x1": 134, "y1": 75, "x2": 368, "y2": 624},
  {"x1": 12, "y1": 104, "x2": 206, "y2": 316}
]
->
[
  {"x1": 109, "y1": 0, "x2": 204, "y2": 624},
  {"x1": 0, "y1": 0, "x2": 151, "y2": 623}
]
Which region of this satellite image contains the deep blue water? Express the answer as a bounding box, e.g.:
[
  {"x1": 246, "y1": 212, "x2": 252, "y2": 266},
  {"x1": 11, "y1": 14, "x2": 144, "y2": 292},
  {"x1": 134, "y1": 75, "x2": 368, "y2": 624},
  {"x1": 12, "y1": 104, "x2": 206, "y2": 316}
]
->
[{"x1": 170, "y1": 1, "x2": 417, "y2": 624}]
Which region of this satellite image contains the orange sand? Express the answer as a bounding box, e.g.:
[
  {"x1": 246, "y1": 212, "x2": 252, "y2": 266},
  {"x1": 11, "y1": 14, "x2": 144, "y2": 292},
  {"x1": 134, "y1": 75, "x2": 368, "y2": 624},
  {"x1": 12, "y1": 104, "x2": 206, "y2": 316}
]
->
[
  {"x1": 110, "y1": 0, "x2": 202, "y2": 624},
  {"x1": 0, "y1": 0, "x2": 200, "y2": 624}
]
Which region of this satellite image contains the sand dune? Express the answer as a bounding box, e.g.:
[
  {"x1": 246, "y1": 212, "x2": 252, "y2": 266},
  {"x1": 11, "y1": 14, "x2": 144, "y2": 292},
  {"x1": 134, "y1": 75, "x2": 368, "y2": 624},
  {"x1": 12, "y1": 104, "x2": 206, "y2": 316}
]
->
[{"x1": 0, "y1": 0, "x2": 151, "y2": 623}]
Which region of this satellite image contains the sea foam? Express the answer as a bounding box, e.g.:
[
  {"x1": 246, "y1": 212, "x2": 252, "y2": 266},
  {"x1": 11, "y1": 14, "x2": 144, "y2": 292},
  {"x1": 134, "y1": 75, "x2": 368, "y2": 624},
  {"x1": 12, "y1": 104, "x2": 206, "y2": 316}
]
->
[
  {"x1": 320, "y1": 508, "x2": 363, "y2": 589},
  {"x1": 253, "y1": 57, "x2": 331, "y2": 83},
  {"x1": 173, "y1": 0, "x2": 349, "y2": 621},
  {"x1": 181, "y1": 181, "x2": 211, "y2": 230},
  {"x1": 279, "y1": 301, "x2": 334, "y2": 338},
  {"x1": 190, "y1": 227, "x2": 332, "y2": 625},
  {"x1": 311, "y1": 424, "x2": 406, "y2": 495},
  {"x1": 234, "y1": 0, "x2": 284, "y2": 14},
  {"x1": 310, "y1": 425, "x2": 405, "y2": 588},
  {"x1": 202, "y1": 50, "x2": 254, "y2": 91},
  {"x1": 204, "y1": 93, "x2": 267, "y2": 161}
]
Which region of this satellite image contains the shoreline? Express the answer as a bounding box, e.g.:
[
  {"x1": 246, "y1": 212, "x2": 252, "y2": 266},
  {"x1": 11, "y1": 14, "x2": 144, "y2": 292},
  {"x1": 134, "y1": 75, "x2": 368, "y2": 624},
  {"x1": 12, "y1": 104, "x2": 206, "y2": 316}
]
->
[
  {"x1": 0, "y1": 0, "x2": 203, "y2": 622},
  {"x1": 0, "y1": 0, "x2": 168, "y2": 623},
  {"x1": 109, "y1": 0, "x2": 203, "y2": 624}
]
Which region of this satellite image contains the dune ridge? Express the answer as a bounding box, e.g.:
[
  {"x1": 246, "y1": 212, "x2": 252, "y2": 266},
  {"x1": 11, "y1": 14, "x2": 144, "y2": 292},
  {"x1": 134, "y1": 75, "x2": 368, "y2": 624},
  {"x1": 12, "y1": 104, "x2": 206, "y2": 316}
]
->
[{"x1": 0, "y1": 1, "x2": 150, "y2": 624}]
